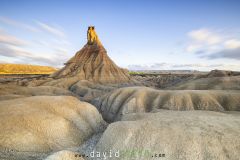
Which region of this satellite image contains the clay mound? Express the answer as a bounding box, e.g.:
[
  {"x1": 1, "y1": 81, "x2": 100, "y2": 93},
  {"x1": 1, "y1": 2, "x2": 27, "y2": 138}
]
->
[
  {"x1": 95, "y1": 110, "x2": 240, "y2": 160},
  {"x1": 206, "y1": 69, "x2": 240, "y2": 78},
  {"x1": 41, "y1": 76, "x2": 80, "y2": 89},
  {"x1": 0, "y1": 84, "x2": 76, "y2": 101},
  {"x1": 92, "y1": 87, "x2": 240, "y2": 122},
  {"x1": 169, "y1": 76, "x2": 240, "y2": 90},
  {"x1": 51, "y1": 26, "x2": 130, "y2": 84},
  {"x1": 70, "y1": 80, "x2": 115, "y2": 102},
  {"x1": 132, "y1": 74, "x2": 195, "y2": 88},
  {"x1": 0, "y1": 96, "x2": 106, "y2": 155},
  {"x1": 69, "y1": 80, "x2": 137, "y2": 102}
]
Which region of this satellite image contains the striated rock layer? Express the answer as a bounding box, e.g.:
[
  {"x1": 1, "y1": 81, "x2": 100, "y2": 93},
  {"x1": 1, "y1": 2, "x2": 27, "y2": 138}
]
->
[
  {"x1": 51, "y1": 26, "x2": 130, "y2": 84},
  {"x1": 93, "y1": 87, "x2": 240, "y2": 122}
]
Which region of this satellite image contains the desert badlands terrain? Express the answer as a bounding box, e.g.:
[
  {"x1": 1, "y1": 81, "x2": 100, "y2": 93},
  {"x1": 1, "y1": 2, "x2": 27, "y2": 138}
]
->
[{"x1": 0, "y1": 27, "x2": 240, "y2": 160}]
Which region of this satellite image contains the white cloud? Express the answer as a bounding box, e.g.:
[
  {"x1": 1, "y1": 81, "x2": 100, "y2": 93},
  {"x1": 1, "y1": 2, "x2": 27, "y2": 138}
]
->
[
  {"x1": 0, "y1": 44, "x2": 37, "y2": 57},
  {"x1": 0, "y1": 16, "x2": 39, "y2": 32},
  {"x1": 0, "y1": 17, "x2": 67, "y2": 38},
  {"x1": 0, "y1": 44, "x2": 67, "y2": 66},
  {"x1": 128, "y1": 63, "x2": 170, "y2": 70},
  {"x1": 205, "y1": 48, "x2": 240, "y2": 60},
  {"x1": 0, "y1": 29, "x2": 29, "y2": 46},
  {"x1": 128, "y1": 62, "x2": 240, "y2": 71},
  {"x1": 224, "y1": 39, "x2": 240, "y2": 49},
  {"x1": 186, "y1": 28, "x2": 240, "y2": 60},
  {"x1": 36, "y1": 21, "x2": 65, "y2": 37},
  {"x1": 0, "y1": 17, "x2": 71, "y2": 66},
  {"x1": 188, "y1": 28, "x2": 222, "y2": 45},
  {"x1": 186, "y1": 44, "x2": 201, "y2": 52}
]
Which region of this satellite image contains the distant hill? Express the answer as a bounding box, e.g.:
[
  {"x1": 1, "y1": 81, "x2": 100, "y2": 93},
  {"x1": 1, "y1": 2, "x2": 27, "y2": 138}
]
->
[
  {"x1": 0, "y1": 64, "x2": 57, "y2": 74},
  {"x1": 206, "y1": 69, "x2": 240, "y2": 78}
]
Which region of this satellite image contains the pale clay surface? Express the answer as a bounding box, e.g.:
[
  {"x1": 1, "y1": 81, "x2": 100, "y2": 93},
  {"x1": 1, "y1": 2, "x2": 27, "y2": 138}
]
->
[{"x1": 0, "y1": 96, "x2": 106, "y2": 153}]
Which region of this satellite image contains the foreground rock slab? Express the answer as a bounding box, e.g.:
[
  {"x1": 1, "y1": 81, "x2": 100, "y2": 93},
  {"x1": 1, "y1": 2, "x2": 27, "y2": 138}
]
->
[
  {"x1": 95, "y1": 110, "x2": 240, "y2": 160},
  {"x1": 0, "y1": 96, "x2": 106, "y2": 159},
  {"x1": 45, "y1": 150, "x2": 85, "y2": 160}
]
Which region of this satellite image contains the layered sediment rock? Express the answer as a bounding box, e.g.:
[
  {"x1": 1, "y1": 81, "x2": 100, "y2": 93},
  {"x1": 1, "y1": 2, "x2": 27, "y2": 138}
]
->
[
  {"x1": 51, "y1": 26, "x2": 130, "y2": 84},
  {"x1": 93, "y1": 87, "x2": 240, "y2": 122}
]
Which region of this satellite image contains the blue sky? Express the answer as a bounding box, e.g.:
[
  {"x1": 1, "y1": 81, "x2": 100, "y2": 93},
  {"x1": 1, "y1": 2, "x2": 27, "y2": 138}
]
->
[{"x1": 0, "y1": 0, "x2": 240, "y2": 71}]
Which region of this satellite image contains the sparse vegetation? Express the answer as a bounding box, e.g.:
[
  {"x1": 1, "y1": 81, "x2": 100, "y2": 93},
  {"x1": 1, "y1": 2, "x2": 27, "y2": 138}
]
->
[{"x1": 129, "y1": 71, "x2": 145, "y2": 75}]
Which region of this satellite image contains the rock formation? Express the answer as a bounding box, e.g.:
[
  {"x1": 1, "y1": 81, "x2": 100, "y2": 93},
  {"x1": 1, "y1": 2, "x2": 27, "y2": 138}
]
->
[
  {"x1": 92, "y1": 87, "x2": 240, "y2": 122},
  {"x1": 69, "y1": 80, "x2": 137, "y2": 102},
  {"x1": 51, "y1": 26, "x2": 130, "y2": 83},
  {"x1": 94, "y1": 110, "x2": 240, "y2": 160},
  {"x1": 87, "y1": 26, "x2": 101, "y2": 45},
  {"x1": 0, "y1": 96, "x2": 106, "y2": 154}
]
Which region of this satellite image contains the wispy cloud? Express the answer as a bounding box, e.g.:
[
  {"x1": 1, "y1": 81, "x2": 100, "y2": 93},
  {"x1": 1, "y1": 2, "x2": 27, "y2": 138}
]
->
[
  {"x1": 224, "y1": 39, "x2": 240, "y2": 49},
  {"x1": 0, "y1": 17, "x2": 66, "y2": 38},
  {"x1": 0, "y1": 16, "x2": 39, "y2": 32},
  {"x1": 0, "y1": 17, "x2": 71, "y2": 67},
  {"x1": 171, "y1": 63, "x2": 223, "y2": 68},
  {"x1": 0, "y1": 44, "x2": 30, "y2": 57},
  {"x1": 0, "y1": 44, "x2": 67, "y2": 66},
  {"x1": 128, "y1": 63, "x2": 168, "y2": 70},
  {"x1": 204, "y1": 48, "x2": 240, "y2": 60},
  {"x1": 188, "y1": 28, "x2": 222, "y2": 45},
  {"x1": 128, "y1": 62, "x2": 240, "y2": 71},
  {"x1": 0, "y1": 29, "x2": 29, "y2": 46},
  {"x1": 35, "y1": 21, "x2": 65, "y2": 37},
  {"x1": 0, "y1": 59, "x2": 9, "y2": 63},
  {"x1": 186, "y1": 28, "x2": 240, "y2": 61}
]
